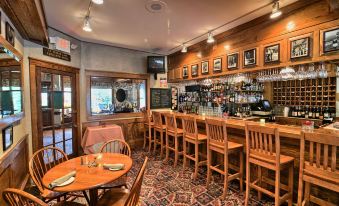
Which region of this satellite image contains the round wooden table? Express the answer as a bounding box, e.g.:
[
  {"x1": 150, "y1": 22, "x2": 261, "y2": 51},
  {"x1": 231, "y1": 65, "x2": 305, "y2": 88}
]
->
[{"x1": 42, "y1": 153, "x2": 133, "y2": 206}]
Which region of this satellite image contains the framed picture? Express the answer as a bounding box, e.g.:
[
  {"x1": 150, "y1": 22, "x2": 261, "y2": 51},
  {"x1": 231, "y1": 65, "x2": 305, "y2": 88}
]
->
[
  {"x1": 243, "y1": 48, "x2": 256, "y2": 67},
  {"x1": 5, "y1": 22, "x2": 15, "y2": 46},
  {"x1": 201, "y1": 61, "x2": 209, "y2": 74},
  {"x1": 191, "y1": 64, "x2": 198, "y2": 77},
  {"x1": 227, "y1": 53, "x2": 239, "y2": 69},
  {"x1": 182, "y1": 66, "x2": 188, "y2": 78},
  {"x1": 213, "y1": 57, "x2": 222, "y2": 72},
  {"x1": 322, "y1": 27, "x2": 339, "y2": 53},
  {"x1": 290, "y1": 37, "x2": 310, "y2": 59},
  {"x1": 2, "y1": 125, "x2": 13, "y2": 151},
  {"x1": 264, "y1": 44, "x2": 280, "y2": 64}
]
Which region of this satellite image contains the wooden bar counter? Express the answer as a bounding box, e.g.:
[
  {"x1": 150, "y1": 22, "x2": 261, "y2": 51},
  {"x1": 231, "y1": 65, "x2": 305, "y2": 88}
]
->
[{"x1": 158, "y1": 111, "x2": 338, "y2": 204}]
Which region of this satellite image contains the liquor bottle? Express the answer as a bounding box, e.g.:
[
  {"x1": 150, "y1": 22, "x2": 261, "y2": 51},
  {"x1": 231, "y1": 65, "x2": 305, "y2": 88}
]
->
[
  {"x1": 304, "y1": 106, "x2": 309, "y2": 119},
  {"x1": 301, "y1": 106, "x2": 305, "y2": 118},
  {"x1": 315, "y1": 107, "x2": 320, "y2": 119},
  {"x1": 312, "y1": 107, "x2": 316, "y2": 119},
  {"x1": 308, "y1": 106, "x2": 313, "y2": 118},
  {"x1": 323, "y1": 107, "x2": 329, "y2": 119},
  {"x1": 319, "y1": 107, "x2": 324, "y2": 120}
]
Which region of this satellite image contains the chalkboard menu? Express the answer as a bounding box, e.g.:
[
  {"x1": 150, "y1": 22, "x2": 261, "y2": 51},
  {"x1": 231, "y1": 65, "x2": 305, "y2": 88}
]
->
[{"x1": 150, "y1": 88, "x2": 171, "y2": 109}]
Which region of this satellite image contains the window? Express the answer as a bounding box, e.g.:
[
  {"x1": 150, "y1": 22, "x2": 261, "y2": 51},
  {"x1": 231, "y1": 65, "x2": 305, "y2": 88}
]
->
[{"x1": 90, "y1": 76, "x2": 147, "y2": 116}]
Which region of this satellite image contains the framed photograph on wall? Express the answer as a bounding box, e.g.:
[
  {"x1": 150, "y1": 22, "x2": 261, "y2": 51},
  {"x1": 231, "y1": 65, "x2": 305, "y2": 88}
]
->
[
  {"x1": 227, "y1": 53, "x2": 239, "y2": 69},
  {"x1": 5, "y1": 22, "x2": 15, "y2": 46},
  {"x1": 182, "y1": 66, "x2": 188, "y2": 78},
  {"x1": 2, "y1": 125, "x2": 13, "y2": 151},
  {"x1": 322, "y1": 27, "x2": 339, "y2": 53},
  {"x1": 191, "y1": 64, "x2": 198, "y2": 77},
  {"x1": 264, "y1": 44, "x2": 280, "y2": 64},
  {"x1": 201, "y1": 61, "x2": 209, "y2": 74},
  {"x1": 290, "y1": 37, "x2": 310, "y2": 59},
  {"x1": 213, "y1": 57, "x2": 222, "y2": 72},
  {"x1": 243, "y1": 48, "x2": 256, "y2": 67}
]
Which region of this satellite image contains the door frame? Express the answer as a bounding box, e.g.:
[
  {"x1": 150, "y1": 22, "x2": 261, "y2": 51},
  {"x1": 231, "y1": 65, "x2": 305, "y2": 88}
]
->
[{"x1": 29, "y1": 58, "x2": 80, "y2": 155}]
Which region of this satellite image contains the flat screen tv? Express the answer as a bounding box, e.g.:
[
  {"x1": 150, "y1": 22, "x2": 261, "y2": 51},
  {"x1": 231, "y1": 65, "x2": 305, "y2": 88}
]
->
[{"x1": 147, "y1": 56, "x2": 165, "y2": 73}]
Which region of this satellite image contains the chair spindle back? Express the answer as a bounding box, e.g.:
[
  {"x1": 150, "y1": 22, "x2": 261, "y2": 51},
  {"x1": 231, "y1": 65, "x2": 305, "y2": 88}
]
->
[
  {"x1": 182, "y1": 116, "x2": 198, "y2": 141},
  {"x1": 152, "y1": 112, "x2": 163, "y2": 128},
  {"x1": 205, "y1": 118, "x2": 227, "y2": 149},
  {"x1": 3, "y1": 188, "x2": 47, "y2": 206},
  {"x1": 164, "y1": 113, "x2": 177, "y2": 134},
  {"x1": 100, "y1": 139, "x2": 131, "y2": 157}
]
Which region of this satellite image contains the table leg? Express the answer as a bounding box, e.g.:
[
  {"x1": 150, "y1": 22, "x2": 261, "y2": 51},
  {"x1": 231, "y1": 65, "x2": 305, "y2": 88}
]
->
[{"x1": 89, "y1": 188, "x2": 98, "y2": 206}]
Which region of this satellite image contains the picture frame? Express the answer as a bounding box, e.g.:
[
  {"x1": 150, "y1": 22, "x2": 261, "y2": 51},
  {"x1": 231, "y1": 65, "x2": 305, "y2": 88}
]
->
[
  {"x1": 322, "y1": 27, "x2": 339, "y2": 54},
  {"x1": 2, "y1": 125, "x2": 13, "y2": 151},
  {"x1": 264, "y1": 44, "x2": 280, "y2": 64},
  {"x1": 213, "y1": 57, "x2": 222, "y2": 72},
  {"x1": 5, "y1": 22, "x2": 15, "y2": 46},
  {"x1": 182, "y1": 66, "x2": 188, "y2": 78},
  {"x1": 201, "y1": 61, "x2": 209, "y2": 74},
  {"x1": 290, "y1": 36, "x2": 310, "y2": 59},
  {"x1": 243, "y1": 48, "x2": 256, "y2": 67},
  {"x1": 191, "y1": 64, "x2": 198, "y2": 77},
  {"x1": 227, "y1": 52, "x2": 239, "y2": 69}
]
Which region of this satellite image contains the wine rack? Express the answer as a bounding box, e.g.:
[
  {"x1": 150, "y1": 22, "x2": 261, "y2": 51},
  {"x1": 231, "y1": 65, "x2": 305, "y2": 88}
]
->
[{"x1": 273, "y1": 77, "x2": 336, "y2": 107}]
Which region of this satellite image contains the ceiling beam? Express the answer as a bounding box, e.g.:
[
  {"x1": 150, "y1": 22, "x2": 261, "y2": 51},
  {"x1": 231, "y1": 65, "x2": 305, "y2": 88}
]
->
[{"x1": 326, "y1": 0, "x2": 339, "y2": 11}]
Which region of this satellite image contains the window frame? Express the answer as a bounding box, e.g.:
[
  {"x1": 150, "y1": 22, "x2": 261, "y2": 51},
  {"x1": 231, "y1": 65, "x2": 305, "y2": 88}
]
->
[{"x1": 86, "y1": 70, "x2": 150, "y2": 121}]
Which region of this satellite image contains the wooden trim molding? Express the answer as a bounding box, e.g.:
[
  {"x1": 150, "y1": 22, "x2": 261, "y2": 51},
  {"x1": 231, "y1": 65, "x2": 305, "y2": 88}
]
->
[
  {"x1": 0, "y1": 134, "x2": 29, "y2": 205},
  {"x1": 29, "y1": 58, "x2": 80, "y2": 154},
  {"x1": 85, "y1": 70, "x2": 151, "y2": 121}
]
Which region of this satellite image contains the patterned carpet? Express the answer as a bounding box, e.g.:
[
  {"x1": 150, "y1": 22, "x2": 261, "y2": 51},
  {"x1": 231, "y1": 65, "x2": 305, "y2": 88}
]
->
[{"x1": 125, "y1": 149, "x2": 273, "y2": 206}]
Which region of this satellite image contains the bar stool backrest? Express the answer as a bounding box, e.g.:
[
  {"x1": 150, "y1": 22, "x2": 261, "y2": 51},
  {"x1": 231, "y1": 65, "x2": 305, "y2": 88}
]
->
[
  {"x1": 182, "y1": 115, "x2": 198, "y2": 141},
  {"x1": 125, "y1": 157, "x2": 148, "y2": 206},
  {"x1": 245, "y1": 123, "x2": 280, "y2": 165},
  {"x1": 3, "y1": 188, "x2": 47, "y2": 206},
  {"x1": 205, "y1": 118, "x2": 228, "y2": 149},
  {"x1": 29, "y1": 147, "x2": 68, "y2": 193},
  {"x1": 142, "y1": 109, "x2": 152, "y2": 124},
  {"x1": 301, "y1": 131, "x2": 339, "y2": 173},
  {"x1": 164, "y1": 113, "x2": 177, "y2": 134},
  {"x1": 152, "y1": 111, "x2": 163, "y2": 128}
]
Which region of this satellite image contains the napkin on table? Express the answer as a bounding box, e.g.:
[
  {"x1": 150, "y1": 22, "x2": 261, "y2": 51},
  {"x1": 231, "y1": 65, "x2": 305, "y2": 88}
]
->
[
  {"x1": 48, "y1": 171, "x2": 76, "y2": 189},
  {"x1": 103, "y1": 163, "x2": 125, "y2": 170}
]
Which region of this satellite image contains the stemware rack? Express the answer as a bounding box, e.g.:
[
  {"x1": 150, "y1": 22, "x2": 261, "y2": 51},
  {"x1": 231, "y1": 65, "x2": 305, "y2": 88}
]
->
[{"x1": 273, "y1": 77, "x2": 336, "y2": 107}]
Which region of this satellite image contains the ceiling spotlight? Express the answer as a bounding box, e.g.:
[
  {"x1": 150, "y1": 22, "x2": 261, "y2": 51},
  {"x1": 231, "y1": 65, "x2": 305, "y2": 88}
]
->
[
  {"x1": 181, "y1": 44, "x2": 187, "y2": 53},
  {"x1": 197, "y1": 52, "x2": 202, "y2": 58},
  {"x1": 207, "y1": 32, "x2": 215, "y2": 44},
  {"x1": 92, "y1": 0, "x2": 104, "y2": 5},
  {"x1": 270, "y1": 1, "x2": 282, "y2": 19},
  {"x1": 224, "y1": 45, "x2": 230, "y2": 50},
  {"x1": 83, "y1": 16, "x2": 92, "y2": 32}
]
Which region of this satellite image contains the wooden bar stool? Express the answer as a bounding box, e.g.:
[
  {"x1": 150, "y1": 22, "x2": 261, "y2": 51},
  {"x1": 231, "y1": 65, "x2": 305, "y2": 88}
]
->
[
  {"x1": 205, "y1": 118, "x2": 244, "y2": 199},
  {"x1": 297, "y1": 131, "x2": 339, "y2": 206},
  {"x1": 182, "y1": 115, "x2": 207, "y2": 180},
  {"x1": 164, "y1": 112, "x2": 184, "y2": 167},
  {"x1": 153, "y1": 111, "x2": 166, "y2": 158},
  {"x1": 244, "y1": 123, "x2": 294, "y2": 206},
  {"x1": 142, "y1": 109, "x2": 154, "y2": 152}
]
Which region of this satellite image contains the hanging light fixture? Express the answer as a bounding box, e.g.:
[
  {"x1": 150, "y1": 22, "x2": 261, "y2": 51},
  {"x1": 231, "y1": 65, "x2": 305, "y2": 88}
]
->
[
  {"x1": 181, "y1": 44, "x2": 187, "y2": 53},
  {"x1": 270, "y1": 1, "x2": 282, "y2": 19},
  {"x1": 207, "y1": 32, "x2": 215, "y2": 44},
  {"x1": 92, "y1": 0, "x2": 104, "y2": 5},
  {"x1": 83, "y1": 16, "x2": 92, "y2": 32}
]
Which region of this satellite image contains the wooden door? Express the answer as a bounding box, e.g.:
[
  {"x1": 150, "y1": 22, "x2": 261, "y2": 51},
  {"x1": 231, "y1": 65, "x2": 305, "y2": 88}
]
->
[{"x1": 30, "y1": 58, "x2": 80, "y2": 157}]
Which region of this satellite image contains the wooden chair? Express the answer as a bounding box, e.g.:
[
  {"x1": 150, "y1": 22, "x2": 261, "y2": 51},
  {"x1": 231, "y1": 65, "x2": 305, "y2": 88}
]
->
[
  {"x1": 182, "y1": 115, "x2": 207, "y2": 179},
  {"x1": 297, "y1": 131, "x2": 339, "y2": 206},
  {"x1": 97, "y1": 157, "x2": 148, "y2": 206},
  {"x1": 205, "y1": 118, "x2": 244, "y2": 199},
  {"x1": 100, "y1": 140, "x2": 131, "y2": 189},
  {"x1": 29, "y1": 147, "x2": 71, "y2": 202},
  {"x1": 244, "y1": 123, "x2": 294, "y2": 206},
  {"x1": 2, "y1": 188, "x2": 84, "y2": 206},
  {"x1": 142, "y1": 109, "x2": 154, "y2": 152},
  {"x1": 153, "y1": 111, "x2": 166, "y2": 158},
  {"x1": 164, "y1": 112, "x2": 183, "y2": 167}
]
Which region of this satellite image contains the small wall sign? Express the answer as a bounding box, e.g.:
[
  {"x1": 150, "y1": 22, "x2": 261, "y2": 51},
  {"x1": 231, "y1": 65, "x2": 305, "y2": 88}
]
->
[{"x1": 43, "y1": 47, "x2": 71, "y2": 61}]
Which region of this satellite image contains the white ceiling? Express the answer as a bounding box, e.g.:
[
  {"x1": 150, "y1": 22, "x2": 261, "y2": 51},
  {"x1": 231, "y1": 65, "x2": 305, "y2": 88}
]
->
[{"x1": 43, "y1": 0, "x2": 297, "y2": 55}]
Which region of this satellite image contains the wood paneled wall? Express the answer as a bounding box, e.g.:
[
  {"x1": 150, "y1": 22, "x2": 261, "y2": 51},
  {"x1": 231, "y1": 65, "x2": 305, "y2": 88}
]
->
[
  {"x1": 167, "y1": 0, "x2": 339, "y2": 82},
  {"x1": 0, "y1": 135, "x2": 29, "y2": 205}
]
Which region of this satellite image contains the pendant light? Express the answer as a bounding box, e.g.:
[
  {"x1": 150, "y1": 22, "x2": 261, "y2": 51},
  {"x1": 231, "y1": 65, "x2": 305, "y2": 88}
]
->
[
  {"x1": 181, "y1": 44, "x2": 187, "y2": 53},
  {"x1": 83, "y1": 16, "x2": 92, "y2": 32},
  {"x1": 207, "y1": 32, "x2": 215, "y2": 44},
  {"x1": 270, "y1": 1, "x2": 282, "y2": 19},
  {"x1": 92, "y1": 0, "x2": 104, "y2": 5}
]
